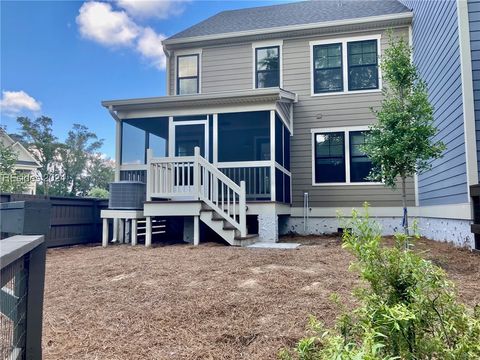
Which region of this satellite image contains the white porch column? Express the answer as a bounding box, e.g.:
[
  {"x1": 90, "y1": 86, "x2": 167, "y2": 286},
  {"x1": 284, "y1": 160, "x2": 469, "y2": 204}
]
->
[
  {"x1": 102, "y1": 218, "x2": 109, "y2": 247},
  {"x1": 131, "y1": 219, "x2": 137, "y2": 246},
  {"x1": 145, "y1": 216, "x2": 152, "y2": 247},
  {"x1": 193, "y1": 215, "x2": 200, "y2": 246}
]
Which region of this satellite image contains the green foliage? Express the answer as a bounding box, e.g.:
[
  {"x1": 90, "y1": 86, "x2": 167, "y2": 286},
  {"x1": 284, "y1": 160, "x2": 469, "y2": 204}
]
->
[
  {"x1": 87, "y1": 187, "x2": 109, "y2": 199},
  {"x1": 0, "y1": 141, "x2": 28, "y2": 193},
  {"x1": 362, "y1": 34, "x2": 445, "y2": 188},
  {"x1": 14, "y1": 117, "x2": 114, "y2": 197},
  {"x1": 280, "y1": 205, "x2": 480, "y2": 359},
  {"x1": 16, "y1": 116, "x2": 60, "y2": 195}
]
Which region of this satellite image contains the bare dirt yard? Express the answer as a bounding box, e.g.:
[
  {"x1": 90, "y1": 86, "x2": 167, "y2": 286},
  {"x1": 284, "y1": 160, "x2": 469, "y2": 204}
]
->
[{"x1": 42, "y1": 236, "x2": 480, "y2": 360}]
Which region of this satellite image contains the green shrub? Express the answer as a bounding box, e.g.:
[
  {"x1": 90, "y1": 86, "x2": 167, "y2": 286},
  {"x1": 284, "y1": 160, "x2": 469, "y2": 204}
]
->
[
  {"x1": 280, "y1": 204, "x2": 480, "y2": 359},
  {"x1": 87, "y1": 187, "x2": 109, "y2": 199}
]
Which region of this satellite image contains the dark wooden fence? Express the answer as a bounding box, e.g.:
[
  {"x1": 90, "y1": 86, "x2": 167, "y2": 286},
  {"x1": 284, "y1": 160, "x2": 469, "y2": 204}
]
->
[
  {"x1": 0, "y1": 193, "x2": 108, "y2": 248},
  {"x1": 469, "y1": 185, "x2": 480, "y2": 250}
]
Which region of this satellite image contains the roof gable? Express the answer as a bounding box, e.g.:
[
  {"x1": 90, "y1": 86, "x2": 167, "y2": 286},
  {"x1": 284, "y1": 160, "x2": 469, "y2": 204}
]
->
[{"x1": 166, "y1": 0, "x2": 410, "y2": 42}]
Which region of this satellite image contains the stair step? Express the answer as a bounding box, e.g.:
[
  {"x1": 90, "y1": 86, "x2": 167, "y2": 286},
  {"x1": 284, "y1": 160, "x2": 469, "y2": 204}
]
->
[{"x1": 234, "y1": 234, "x2": 258, "y2": 241}]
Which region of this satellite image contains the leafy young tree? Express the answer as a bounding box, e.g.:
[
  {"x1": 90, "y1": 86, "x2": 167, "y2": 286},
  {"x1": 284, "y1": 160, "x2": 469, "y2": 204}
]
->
[
  {"x1": 59, "y1": 124, "x2": 104, "y2": 196},
  {"x1": 16, "y1": 116, "x2": 61, "y2": 195},
  {"x1": 362, "y1": 35, "x2": 445, "y2": 235}
]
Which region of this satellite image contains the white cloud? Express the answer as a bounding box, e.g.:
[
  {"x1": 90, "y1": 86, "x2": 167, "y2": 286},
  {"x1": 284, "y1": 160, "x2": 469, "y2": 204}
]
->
[
  {"x1": 136, "y1": 27, "x2": 166, "y2": 69},
  {"x1": 76, "y1": 2, "x2": 139, "y2": 47},
  {"x1": 0, "y1": 91, "x2": 42, "y2": 117},
  {"x1": 117, "y1": 0, "x2": 189, "y2": 20},
  {"x1": 76, "y1": 1, "x2": 173, "y2": 70}
]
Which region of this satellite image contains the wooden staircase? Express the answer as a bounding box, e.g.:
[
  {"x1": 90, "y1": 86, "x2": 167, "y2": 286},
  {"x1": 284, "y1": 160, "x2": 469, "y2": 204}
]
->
[
  {"x1": 199, "y1": 206, "x2": 257, "y2": 246},
  {"x1": 147, "y1": 147, "x2": 258, "y2": 246}
]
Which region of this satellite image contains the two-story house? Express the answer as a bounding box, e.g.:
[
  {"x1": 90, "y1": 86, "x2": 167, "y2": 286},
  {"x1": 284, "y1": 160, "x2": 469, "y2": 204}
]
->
[{"x1": 101, "y1": 0, "x2": 475, "y2": 249}]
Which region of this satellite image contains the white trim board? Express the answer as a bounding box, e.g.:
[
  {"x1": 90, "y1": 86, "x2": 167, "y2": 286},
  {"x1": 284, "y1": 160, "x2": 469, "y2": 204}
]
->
[
  {"x1": 290, "y1": 203, "x2": 473, "y2": 220},
  {"x1": 457, "y1": 0, "x2": 478, "y2": 199}
]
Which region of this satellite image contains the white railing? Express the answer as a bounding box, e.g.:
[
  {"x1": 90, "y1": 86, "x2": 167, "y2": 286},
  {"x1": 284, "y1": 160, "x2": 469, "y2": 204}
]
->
[{"x1": 147, "y1": 148, "x2": 247, "y2": 237}]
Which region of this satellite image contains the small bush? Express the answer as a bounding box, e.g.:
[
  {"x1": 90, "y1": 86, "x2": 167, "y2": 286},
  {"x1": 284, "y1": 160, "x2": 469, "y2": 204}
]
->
[
  {"x1": 280, "y1": 204, "x2": 480, "y2": 359},
  {"x1": 87, "y1": 187, "x2": 109, "y2": 199}
]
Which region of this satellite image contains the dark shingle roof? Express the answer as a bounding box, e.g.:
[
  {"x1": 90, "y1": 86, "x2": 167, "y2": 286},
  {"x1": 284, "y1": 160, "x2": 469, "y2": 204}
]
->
[{"x1": 167, "y1": 0, "x2": 410, "y2": 41}]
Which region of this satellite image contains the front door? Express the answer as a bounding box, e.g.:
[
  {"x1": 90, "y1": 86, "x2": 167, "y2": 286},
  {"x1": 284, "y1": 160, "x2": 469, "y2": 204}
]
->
[{"x1": 172, "y1": 121, "x2": 209, "y2": 195}]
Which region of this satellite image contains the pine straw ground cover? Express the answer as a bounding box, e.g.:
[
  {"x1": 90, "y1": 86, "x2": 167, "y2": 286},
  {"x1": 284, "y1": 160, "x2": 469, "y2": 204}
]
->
[{"x1": 42, "y1": 236, "x2": 479, "y2": 360}]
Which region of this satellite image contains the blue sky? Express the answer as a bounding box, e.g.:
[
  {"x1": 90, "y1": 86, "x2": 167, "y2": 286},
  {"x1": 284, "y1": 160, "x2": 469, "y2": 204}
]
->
[{"x1": 0, "y1": 0, "x2": 289, "y2": 158}]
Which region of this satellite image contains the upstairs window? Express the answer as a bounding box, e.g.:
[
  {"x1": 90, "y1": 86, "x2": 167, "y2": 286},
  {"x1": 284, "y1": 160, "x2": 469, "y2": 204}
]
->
[
  {"x1": 348, "y1": 40, "x2": 379, "y2": 91},
  {"x1": 313, "y1": 43, "x2": 343, "y2": 93},
  {"x1": 255, "y1": 46, "x2": 280, "y2": 88},
  {"x1": 177, "y1": 54, "x2": 199, "y2": 95},
  {"x1": 311, "y1": 36, "x2": 380, "y2": 95}
]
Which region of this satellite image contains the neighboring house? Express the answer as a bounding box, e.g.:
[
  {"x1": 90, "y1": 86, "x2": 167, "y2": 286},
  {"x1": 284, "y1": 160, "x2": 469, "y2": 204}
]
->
[
  {"x1": 397, "y1": 0, "x2": 478, "y2": 250},
  {"x1": 101, "y1": 0, "x2": 476, "y2": 249},
  {"x1": 0, "y1": 129, "x2": 40, "y2": 194}
]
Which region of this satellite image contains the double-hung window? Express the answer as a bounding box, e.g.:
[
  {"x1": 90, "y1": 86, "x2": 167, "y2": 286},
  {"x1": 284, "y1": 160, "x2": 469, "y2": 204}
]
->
[
  {"x1": 313, "y1": 43, "x2": 343, "y2": 93},
  {"x1": 348, "y1": 40, "x2": 379, "y2": 91},
  {"x1": 255, "y1": 46, "x2": 280, "y2": 88},
  {"x1": 311, "y1": 36, "x2": 380, "y2": 95},
  {"x1": 312, "y1": 128, "x2": 375, "y2": 184},
  {"x1": 314, "y1": 132, "x2": 346, "y2": 183},
  {"x1": 176, "y1": 54, "x2": 199, "y2": 95}
]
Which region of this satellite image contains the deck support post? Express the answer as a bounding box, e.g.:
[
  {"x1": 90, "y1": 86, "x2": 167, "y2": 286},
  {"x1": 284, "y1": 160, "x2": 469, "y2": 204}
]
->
[
  {"x1": 112, "y1": 218, "x2": 119, "y2": 242},
  {"x1": 125, "y1": 220, "x2": 131, "y2": 244},
  {"x1": 146, "y1": 216, "x2": 152, "y2": 247},
  {"x1": 102, "y1": 218, "x2": 108, "y2": 247},
  {"x1": 131, "y1": 219, "x2": 137, "y2": 246},
  {"x1": 193, "y1": 215, "x2": 200, "y2": 246},
  {"x1": 119, "y1": 218, "x2": 125, "y2": 244}
]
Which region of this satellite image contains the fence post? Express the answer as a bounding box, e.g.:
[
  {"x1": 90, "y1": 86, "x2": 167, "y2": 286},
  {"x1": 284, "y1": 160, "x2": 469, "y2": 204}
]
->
[
  {"x1": 25, "y1": 237, "x2": 46, "y2": 360},
  {"x1": 194, "y1": 147, "x2": 201, "y2": 199},
  {"x1": 239, "y1": 181, "x2": 247, "y2": 238}
]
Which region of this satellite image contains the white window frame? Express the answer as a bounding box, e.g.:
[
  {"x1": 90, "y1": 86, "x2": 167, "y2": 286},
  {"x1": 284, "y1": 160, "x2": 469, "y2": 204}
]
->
[
  {"x1": 310, "y1": 34, "x2": 382, "y2": 97},
  {"x1": 174, "y1": 48, "x2": 202, "y2": 96},
  {"x1": 310, "y1": 125, "x2": 382, "y2": 186},
  {"x1": 252, "y1": 40, "x2": 283, "y2": 89}
]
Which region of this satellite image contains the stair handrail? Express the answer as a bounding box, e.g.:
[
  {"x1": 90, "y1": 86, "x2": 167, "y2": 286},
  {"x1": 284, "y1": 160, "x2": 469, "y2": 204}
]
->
[
  {"x1": 147, "y1": 147, "x2": 247, "y2": 238},
  {"x1": 194, "y1": 147, "x2": 247, "y2": 238}
]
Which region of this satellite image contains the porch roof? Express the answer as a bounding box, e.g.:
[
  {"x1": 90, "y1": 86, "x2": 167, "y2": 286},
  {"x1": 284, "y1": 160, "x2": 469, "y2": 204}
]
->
[{"x1": 101, "y1": 88, "x2": 297, "y2": 113}]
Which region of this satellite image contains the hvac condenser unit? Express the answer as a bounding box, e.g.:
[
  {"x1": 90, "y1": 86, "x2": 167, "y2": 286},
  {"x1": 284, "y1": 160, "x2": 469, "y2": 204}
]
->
[{"x1": 109, "y1": 181, "x2": 146, "y2": 210}]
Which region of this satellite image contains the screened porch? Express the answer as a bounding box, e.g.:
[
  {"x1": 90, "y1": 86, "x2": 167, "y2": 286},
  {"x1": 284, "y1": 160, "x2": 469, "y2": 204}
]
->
[{"x1": 118, "y1": 110, "x2": 291, "y2": 203}]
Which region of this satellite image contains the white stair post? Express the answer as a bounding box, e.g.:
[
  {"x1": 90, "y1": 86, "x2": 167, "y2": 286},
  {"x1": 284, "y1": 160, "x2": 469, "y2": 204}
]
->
[
  {"x1": 146, "y1": 148, "x2": 153, "y2": 201},
  {"x1": 239, "y1": 180, "x2": 247, "y2": 238},
  {"x1": 194, "y1": 146, "x2": 201, "y2": 199}
]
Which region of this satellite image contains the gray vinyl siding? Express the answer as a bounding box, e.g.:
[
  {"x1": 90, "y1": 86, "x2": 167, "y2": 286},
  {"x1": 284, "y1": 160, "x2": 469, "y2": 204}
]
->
[
  {"x1": 168, "y1": 27, "x2": 416, "y2": 208},
  {"x1": 285, "y1": 27, "x2": 415, "y2": 208},
  {"x1": 469, "y1": 0, "x2": 480, "y2": 181},
  {"x1": 402, "y1": 0, "x2": 468, "y2": 205}
]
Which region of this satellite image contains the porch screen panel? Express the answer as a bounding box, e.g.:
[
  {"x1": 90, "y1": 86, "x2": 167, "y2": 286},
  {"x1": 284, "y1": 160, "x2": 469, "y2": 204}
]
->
[
  {"x1": 275, "y1": 116, "x2": 284, "y2": 166},
  {"x1": 121, "y1": 122, "x2": 146, "y2": 164},
  {"x1": 283, "y1": 126, "x2": 291, "y2": 171},
  {"x1": 121, "y1": 117, "x2": 169, "y2": 164},
  {"x1": 217, "y1": 111, "x2": 270, "y2": 162}
]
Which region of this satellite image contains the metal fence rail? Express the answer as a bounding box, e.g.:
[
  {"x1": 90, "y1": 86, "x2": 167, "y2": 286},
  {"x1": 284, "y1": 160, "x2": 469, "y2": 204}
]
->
[{"x1": 0, "y1": 235, "x2": 46, "y2": 359}]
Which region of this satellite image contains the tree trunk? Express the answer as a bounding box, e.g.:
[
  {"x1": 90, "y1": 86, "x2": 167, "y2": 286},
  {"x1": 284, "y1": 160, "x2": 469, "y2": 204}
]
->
[{"x1": 401, "y1": 175, "x2": 409, "y2": 245}]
